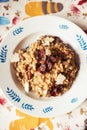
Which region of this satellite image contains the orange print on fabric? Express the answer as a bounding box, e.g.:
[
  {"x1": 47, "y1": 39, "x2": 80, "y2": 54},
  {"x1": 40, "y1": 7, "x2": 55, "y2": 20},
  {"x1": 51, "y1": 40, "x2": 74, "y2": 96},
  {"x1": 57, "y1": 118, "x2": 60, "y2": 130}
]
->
[
  {"x1": 9, "y1": 109, "x2": 53, "y2": 130},
  {"x1": 25, "y1": 1, "x2": 63, "y2": 17}
]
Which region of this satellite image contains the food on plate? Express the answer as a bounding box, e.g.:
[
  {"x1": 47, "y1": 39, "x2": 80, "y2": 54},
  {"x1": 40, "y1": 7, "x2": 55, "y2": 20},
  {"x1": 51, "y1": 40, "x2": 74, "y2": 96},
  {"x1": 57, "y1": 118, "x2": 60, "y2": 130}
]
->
[{"x1": 11, "y1": 35, "x2": 80, "y2": 97}]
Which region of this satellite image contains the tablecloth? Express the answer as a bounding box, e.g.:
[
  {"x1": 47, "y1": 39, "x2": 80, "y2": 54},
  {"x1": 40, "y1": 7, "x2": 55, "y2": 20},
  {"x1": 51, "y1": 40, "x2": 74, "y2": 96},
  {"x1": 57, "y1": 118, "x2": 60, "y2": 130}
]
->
[{"x1": 0, "y1": 0, "x2": 87, "y2": 130}]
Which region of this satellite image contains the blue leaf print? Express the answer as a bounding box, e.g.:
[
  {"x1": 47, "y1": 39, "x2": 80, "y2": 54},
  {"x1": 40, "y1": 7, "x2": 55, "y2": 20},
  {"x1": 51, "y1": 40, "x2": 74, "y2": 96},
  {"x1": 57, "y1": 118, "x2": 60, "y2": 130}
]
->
[
  {"x1": 76, "y1": 34, "x2": 87, "y2": 50},
  {"x1": 0, "y1": 45, "x2": 8, "y2": 63},
  {"x1": 6, "y1": 87, "x2": 21, "y2": 102},
  {"x1": 43, "y1": 106, "x2": 53, "y2": 113},
  {"x1": 0, "y1": 16, "x2": 10, "y2": 25},
  {"x1": 13, "y1": 27, "x2": 24, "y2": 36},
  {"x1": 22, "y1": 103, "x2": 34, "y2": 111},
  {"x1": 59, "y1": 24, "x2": 69, "y2": 30},
  {"x1": 71, "y1": 97, "x2": 78, "y2": 103}
]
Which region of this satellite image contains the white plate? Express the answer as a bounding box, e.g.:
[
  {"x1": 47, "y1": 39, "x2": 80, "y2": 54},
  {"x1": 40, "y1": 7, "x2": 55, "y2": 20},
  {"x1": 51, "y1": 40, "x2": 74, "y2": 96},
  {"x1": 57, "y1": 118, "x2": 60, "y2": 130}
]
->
[{"x1": 0, "y1": 15, "x2": 87, "y2": 117}]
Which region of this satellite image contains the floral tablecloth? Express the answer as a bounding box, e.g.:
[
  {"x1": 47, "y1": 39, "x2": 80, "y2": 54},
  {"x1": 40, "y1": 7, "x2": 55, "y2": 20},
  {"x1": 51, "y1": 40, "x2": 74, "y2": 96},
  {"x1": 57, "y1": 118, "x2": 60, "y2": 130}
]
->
[{"x1": 0, "y1": 0, "x2": 87, "y2": 130}]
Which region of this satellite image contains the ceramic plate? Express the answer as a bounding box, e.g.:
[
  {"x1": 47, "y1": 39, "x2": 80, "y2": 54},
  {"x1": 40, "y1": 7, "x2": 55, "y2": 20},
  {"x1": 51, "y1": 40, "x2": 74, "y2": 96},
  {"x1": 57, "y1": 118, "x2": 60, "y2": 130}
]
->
[{"x1": 0, "y1": 15, "x2": 87, "y2": 117}]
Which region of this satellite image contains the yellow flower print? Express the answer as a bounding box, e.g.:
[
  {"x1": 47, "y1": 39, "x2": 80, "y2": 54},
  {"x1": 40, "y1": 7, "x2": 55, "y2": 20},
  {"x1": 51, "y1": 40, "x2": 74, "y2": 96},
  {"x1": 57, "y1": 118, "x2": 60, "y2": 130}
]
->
[{"x1": 9, "y1": 109, "x2": 53, "y2": 130}]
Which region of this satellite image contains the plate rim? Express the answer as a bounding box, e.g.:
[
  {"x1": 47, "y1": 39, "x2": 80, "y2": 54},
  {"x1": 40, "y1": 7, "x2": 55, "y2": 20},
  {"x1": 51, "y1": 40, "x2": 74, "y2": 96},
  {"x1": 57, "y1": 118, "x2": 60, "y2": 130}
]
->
[{"x1": 0, "y1": 15, "x2": 87, "y2": 117}]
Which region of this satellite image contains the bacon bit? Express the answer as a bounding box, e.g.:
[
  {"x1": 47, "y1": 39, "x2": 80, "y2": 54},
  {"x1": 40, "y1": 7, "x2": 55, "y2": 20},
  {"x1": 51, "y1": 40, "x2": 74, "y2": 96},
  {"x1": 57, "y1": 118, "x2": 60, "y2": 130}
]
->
[
  {"x1": 27, "y1": 71, "x2": 33, "y2": 80},
  {"x1": 78, "y1": 0, "x2": 87, "y2": 5},
  {"x1": 71, "y1": 5, "x2": 80, "y2": 15},
  {"x1": 0, "y1": 97, "x2": 6, "y2": 105}
]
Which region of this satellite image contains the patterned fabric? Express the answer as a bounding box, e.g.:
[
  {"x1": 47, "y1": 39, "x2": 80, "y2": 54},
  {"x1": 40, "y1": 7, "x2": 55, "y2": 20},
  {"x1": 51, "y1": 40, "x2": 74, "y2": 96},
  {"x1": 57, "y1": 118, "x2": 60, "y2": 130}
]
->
[{"x1": 0, "y1": 0, "x2": 87, "y2": 130}]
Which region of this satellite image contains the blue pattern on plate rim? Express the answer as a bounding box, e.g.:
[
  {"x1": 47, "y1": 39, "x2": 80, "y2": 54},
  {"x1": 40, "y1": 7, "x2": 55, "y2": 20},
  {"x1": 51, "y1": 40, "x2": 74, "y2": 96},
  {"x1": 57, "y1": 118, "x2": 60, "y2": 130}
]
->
[
  {"x1": 22, "y1": 103, "x2": 34, "y2": 111},
  {"x1": 59, "y1": 24, "x2": 69, "y2": 30},
  {"x1": 0, "y1": 45, "x2": 8, "y2": 63},
  {"x1": 13, "y1": 27, "x2": 24, "y2": 36},
  {"x1": 76, "y1": 34, "x2": 87, "y2": 50},
  {"x1": 71, "y1": 97, "x2": 78, "y2": 103},
  {"x1": 6, "y1": 87, "x2": 21, "y2": 102},
  {"x1": 43, "y1": 106, "x2": 53, "y2": 113}
]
